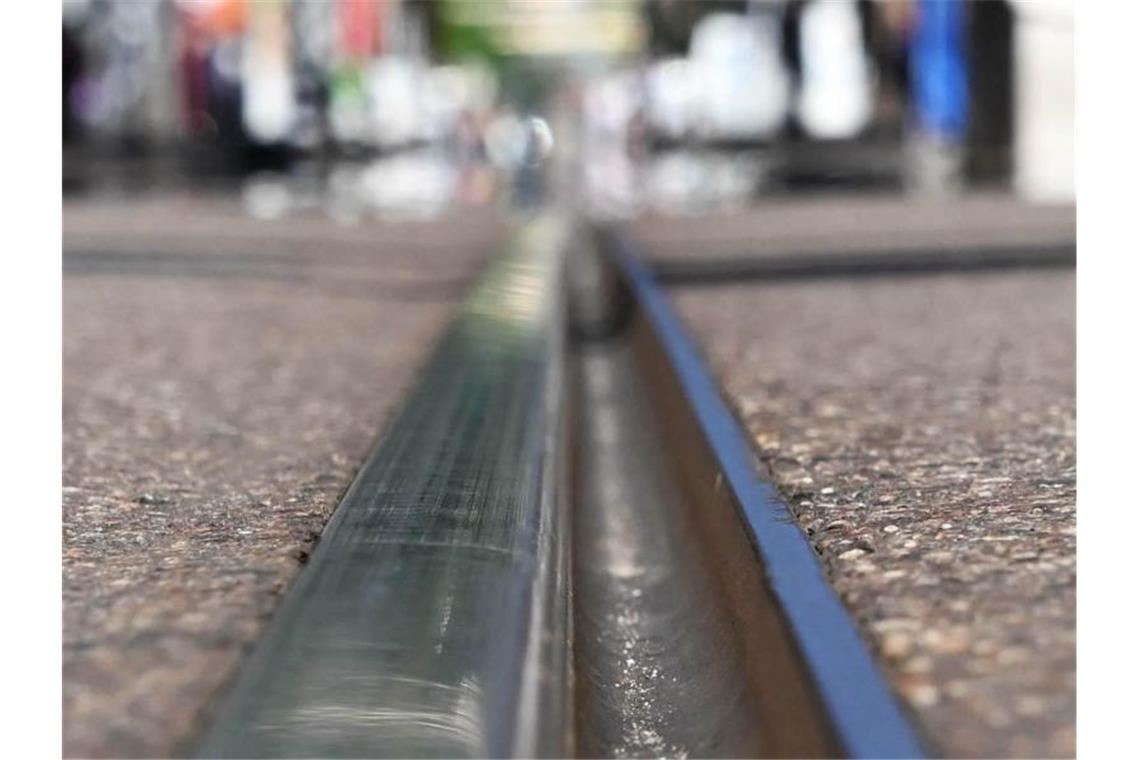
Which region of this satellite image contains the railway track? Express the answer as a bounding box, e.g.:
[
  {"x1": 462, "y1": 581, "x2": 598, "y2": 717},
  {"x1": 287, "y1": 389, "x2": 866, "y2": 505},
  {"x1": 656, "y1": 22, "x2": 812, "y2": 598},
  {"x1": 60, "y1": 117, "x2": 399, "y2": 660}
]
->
[{"x1": 192, "y1": 214, "x2": 926, "y2": 758}]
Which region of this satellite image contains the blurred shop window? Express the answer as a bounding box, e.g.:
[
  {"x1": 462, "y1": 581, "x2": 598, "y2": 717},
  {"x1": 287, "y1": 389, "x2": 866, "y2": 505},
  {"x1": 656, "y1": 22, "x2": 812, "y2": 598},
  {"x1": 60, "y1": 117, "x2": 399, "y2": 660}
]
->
[{"x1": 1010, "y1": 0, "x2": 1074, "y2": 201}]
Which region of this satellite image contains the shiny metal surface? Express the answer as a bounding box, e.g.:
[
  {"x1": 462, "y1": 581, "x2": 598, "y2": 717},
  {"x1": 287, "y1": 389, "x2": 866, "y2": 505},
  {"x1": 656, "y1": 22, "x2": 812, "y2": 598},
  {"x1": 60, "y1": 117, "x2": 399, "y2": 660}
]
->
[
  {"x1": 567, "y1": 236, "x2": 837, "y2": 758},
  {"x1": 194, "y1": 217, "x2": 928, "y2": 758},
  {"x1": 194, "y1": 215, "x2": 569, "y2": 758},
  {"x1": 572, "y1": 337, "x2": 766, "y2": 757}
]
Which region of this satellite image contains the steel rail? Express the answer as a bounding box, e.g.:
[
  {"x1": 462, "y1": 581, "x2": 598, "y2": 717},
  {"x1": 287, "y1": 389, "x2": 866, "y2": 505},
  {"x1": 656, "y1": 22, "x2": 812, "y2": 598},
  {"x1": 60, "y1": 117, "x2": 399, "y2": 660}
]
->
[
  {"x1": 193, "y1": 214, "x2": 571, "y2": 758},
  {"x1": 191, "y1": 215, "x2": 929, "y2": 759}
]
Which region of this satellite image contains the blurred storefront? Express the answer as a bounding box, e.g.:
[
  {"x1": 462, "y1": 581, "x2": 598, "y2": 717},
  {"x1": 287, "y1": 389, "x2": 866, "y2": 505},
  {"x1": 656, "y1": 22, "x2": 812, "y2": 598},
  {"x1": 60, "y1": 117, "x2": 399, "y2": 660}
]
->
[{"x1": 63, "y1": 1, "x2": 1075, "y2": 214}]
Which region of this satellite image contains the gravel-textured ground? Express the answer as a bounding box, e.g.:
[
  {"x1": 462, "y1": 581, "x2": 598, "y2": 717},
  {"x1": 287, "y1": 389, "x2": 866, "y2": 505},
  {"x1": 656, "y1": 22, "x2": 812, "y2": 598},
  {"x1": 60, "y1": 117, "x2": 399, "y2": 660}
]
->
[
  {"x1": 671, "y1": 269, "x2": 1075, "y2": 758},
  {"x1": 63, "y1": 197, "x2": 501, "y2": 757}
]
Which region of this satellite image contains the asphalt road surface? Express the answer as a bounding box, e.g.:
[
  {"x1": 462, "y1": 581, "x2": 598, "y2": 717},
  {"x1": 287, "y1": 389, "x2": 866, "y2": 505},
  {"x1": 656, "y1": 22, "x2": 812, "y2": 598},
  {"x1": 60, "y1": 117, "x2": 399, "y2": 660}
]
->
[{"x1": 63, "y1": 196, "x2": 502, "y2": 757}]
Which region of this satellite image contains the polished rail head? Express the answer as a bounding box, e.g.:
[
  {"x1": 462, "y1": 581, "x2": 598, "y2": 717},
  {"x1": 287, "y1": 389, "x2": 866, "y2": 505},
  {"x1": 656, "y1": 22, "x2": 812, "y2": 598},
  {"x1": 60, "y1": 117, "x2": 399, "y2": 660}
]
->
[{"x1": 193, "y1": 214, "x2": 570, "y2": 758}]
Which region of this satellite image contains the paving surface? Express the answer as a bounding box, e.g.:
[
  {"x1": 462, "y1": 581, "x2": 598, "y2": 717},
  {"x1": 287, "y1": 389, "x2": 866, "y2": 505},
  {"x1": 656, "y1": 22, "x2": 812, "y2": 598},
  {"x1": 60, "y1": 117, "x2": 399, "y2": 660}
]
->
[
  {"x1": 62, "y1": 196, "x2": 502, "y2": 758},
  {"x1": 669, "y1": 263, "x2": 1075, "y2": 757},
  {"x1": 634, "y1": 193, "x2": 1075, "y2": 261}
]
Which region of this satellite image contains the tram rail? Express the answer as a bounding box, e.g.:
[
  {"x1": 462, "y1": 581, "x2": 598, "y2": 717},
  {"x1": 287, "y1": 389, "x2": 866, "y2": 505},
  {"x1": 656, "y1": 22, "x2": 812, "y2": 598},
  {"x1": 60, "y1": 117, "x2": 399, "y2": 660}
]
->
[{"x1": 192, "y1": 215, "x2": 926, "y2": 758}]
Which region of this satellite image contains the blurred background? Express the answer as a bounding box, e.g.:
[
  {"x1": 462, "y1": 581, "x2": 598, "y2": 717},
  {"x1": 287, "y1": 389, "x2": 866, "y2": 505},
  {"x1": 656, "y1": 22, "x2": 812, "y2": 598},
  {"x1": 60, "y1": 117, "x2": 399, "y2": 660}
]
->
[{"x1": 61, "y1": 0, "x2": 1074, "y2": 220}]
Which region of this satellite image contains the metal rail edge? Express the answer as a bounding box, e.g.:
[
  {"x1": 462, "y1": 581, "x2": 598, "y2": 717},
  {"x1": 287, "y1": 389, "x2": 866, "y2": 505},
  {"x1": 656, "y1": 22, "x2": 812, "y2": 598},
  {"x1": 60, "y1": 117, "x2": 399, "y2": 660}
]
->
[{"x1": 600, "y1": 227, "x2": 930, "y2": 759}]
